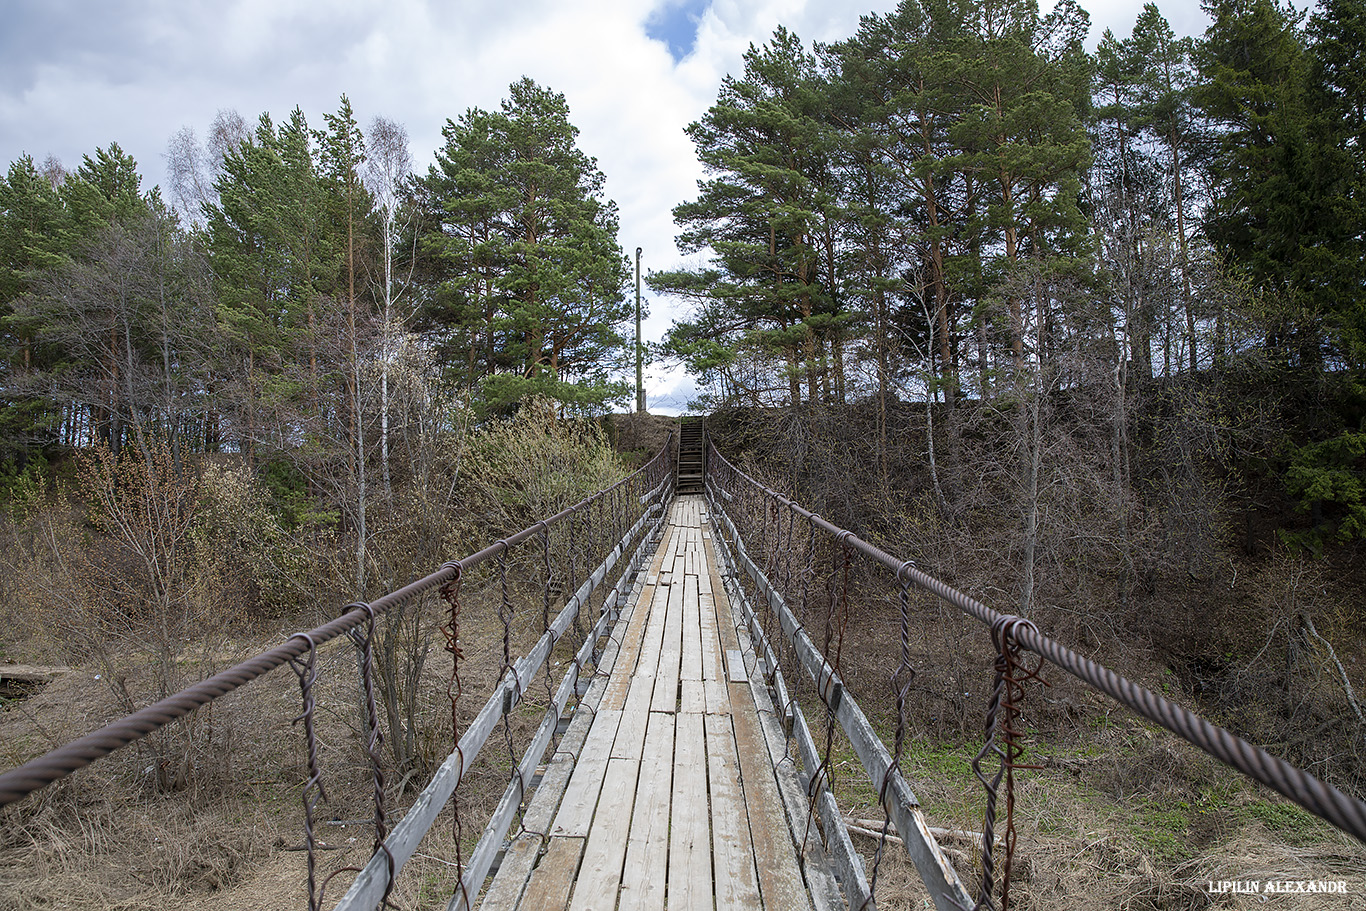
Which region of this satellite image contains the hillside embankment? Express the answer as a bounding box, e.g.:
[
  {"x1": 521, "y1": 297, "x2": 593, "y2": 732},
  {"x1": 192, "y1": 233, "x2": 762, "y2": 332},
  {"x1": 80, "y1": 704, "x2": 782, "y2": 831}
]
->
[{"x1": 702, "y1": 396, "x2": 1366, "y2": 907}]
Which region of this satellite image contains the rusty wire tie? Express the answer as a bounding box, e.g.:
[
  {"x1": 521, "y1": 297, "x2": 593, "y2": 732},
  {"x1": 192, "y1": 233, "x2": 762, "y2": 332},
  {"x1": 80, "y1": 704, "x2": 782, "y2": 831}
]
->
[
  {"x1": 287, "y1": 632, "x2": 326, "y2": 911},
  {"x1": 346, "y1": 601, "x2": 396, "y2": 907},
  {"x1": 971, "y1": 615, "x2": 1048, "y2": 911}
]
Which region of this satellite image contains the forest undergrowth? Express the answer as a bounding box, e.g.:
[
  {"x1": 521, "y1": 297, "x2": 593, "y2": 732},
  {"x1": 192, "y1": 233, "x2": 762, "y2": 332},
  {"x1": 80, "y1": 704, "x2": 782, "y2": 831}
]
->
[
  {"x1": 0, "y1": 407, "x2": 660, "y2": 910},
  {"x1": 708, "y1": 381, "x2": 1366, "y2": 908}
]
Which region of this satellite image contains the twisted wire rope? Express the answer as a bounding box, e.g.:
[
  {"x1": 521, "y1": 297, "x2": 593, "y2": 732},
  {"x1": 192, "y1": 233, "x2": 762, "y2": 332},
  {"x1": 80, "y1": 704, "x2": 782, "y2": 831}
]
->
[
  {"x1": 705, "y1": 442, "x2": 1366, "y2": 845},
  {"x1": 0, "y1": 443, "x2": 672, "y2": 809}
]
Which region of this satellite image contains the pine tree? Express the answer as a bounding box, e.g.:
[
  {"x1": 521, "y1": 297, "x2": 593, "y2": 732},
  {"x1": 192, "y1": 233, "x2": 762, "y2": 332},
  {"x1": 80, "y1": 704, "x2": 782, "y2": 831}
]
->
[
  {"x1": 1195, "y1": 0, "x2": 1339, "y2": 367},
  {"x1": 827, "y1": 0, "x2": 975, "y2": 413},
  {"x1": 1128, "y1": 3, "x2": 1202, "y2": 369},
  {"x1": 949, "y1": 0, "x2": 1093, "y2": 373},
  {"x1": 654, "y1": 28, "x2": 846, "y2": 407},
  {"x1": 418, "y1": 79, "x2": 630, "y2": 413},
  {"x1": 0, "y1": 156, "x2": 72, "y2": 459}
]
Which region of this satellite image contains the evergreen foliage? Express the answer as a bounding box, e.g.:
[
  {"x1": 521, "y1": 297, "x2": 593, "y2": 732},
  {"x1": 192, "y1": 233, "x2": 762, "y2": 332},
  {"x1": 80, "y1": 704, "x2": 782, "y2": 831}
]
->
[
  {"x1": 0, "y1": 0, "x2": 1364, "y2": 576},
  {"x1": 415, "y1": 79, "x2": 631, "y2": 414}
]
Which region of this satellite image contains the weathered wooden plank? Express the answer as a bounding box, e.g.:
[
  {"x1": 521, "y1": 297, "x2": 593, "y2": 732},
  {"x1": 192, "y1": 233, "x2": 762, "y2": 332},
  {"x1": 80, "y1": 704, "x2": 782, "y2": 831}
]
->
[
  {"x1": 727, "y1": 680, "x2": 812, "y2": 911},
  {"x1": 699, "y1": 592, "x2": 721, "y2": 682},
  {"x1": 635, "y1": 583, "x2": 670, "y2": 677},
  {"x1": 726, "y1": 650, "x2": 748, "y2": 684},
  {"x1": 551, "y1": 709, "x2": 623, "y2": 838},
  {"x1": 521, "y1": 836, "x2": 584, "y2": 911},
  {"x1": 679, "y1": 677, "x2": 707, "y2": 714},
  {"x1": 704, "y1": 713, "x2": 763, "y2": 911},
  {"x1": 612, "y1": 674, "x2": 654, "y2": 761},
  {"x1": 617, "y1": 712, "x2": 676, "y2": 911},
  {"x1": 661, "y1": 518, "x2": 683, "y2": 566},
  {"x1": 479, "y1": 832, "x2": 542, "y2": 910},
  {"x1": 600, "y1": 584, "x2": 654, "y2": 711},
  {"x1": 651, "y1": 573, "x2": 685, "y2": 714},
  {"x1": 668, "y1": 711, "x2": 712, "y2": 911},
  {"x1": 704, "y1": 540, "x2": 734, "y2": 654},
  {"x1": 567, "y1": 757, "x2": 640, "y2": 911},
  {"x1": 744, "y1": 673, "x2": 844, "y2": 911},
  {"x1": 697, "y1": 557, "x2": 714, "y2": 593},
  {"x1": 680, "y1": 574, "x2": 703, "y2": 682},
  {"x1": 646, "y1": 522, "x2": 672, "y2": 577},
  {"x1": 704, "y1": 678, "x2": 731, "y2": 715}
]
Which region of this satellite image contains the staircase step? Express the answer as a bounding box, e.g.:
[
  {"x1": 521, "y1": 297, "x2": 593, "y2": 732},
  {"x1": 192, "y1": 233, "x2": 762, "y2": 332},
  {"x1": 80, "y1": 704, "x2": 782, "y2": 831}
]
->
[{"x1": 677, "y1": 418, "x2": 707, "y2": 495}]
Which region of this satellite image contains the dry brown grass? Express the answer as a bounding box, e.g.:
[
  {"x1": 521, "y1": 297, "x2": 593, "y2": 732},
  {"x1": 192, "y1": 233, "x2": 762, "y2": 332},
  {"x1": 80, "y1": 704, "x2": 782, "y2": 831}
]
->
[
  {"x1": 0, "y1": 563, "x2": 592, "y2": 911},
  {"x1": 776, "y1": 559, "x2": 1365, "y2": 911}
]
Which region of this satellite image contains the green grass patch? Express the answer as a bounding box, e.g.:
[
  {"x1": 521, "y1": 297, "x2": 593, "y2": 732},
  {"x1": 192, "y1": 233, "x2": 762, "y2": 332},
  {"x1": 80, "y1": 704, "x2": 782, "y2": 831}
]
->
[{"x1": 1242, "y1": 799, "x2": 1330, "y2": 843}]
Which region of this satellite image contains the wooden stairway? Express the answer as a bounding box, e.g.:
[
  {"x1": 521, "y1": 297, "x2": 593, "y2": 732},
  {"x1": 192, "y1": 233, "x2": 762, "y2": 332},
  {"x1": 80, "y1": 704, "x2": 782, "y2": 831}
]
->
[{"x1": 676, "y1": 417, "x2": 706, "y2": 494}]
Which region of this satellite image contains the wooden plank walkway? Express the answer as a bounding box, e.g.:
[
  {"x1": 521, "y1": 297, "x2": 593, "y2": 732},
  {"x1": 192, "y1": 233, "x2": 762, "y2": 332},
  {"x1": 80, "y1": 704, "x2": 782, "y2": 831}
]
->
[{"x1": 482, "y1": 496, "x2": 819, "y2": 911}]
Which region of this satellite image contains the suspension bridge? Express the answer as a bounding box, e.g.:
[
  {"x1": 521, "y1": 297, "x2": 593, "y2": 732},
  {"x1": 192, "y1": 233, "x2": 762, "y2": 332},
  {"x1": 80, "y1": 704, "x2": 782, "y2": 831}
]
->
[{"x1": 1, "y1": 418, "x2": 1363, "y2": 910}]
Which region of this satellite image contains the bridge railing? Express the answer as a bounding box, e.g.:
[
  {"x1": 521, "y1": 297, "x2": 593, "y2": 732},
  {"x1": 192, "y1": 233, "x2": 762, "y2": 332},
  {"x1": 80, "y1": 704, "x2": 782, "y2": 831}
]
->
[
  {"x1": 0, "y1": 434, "x2": 674, "y2": 911},
  {"x1": 336, "y1": 439, "x2": 674, "y2": 911},
  {"x1": 704, "y1": 440, "x2": 1366, "y2": 911}
]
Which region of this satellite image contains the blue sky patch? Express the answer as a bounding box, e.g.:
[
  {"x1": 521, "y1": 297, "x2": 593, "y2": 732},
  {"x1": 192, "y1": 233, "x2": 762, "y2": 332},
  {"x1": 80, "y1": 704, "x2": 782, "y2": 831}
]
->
[{"x1": 645, "y1": 0, "x2": 710, "y2": 63}]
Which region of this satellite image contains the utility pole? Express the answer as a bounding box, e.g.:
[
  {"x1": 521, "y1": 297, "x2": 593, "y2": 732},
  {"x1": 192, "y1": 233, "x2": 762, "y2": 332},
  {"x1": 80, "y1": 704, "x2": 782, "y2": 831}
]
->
[{"x1": 635, "y1": 246, "x2": 645, "y2": 413}]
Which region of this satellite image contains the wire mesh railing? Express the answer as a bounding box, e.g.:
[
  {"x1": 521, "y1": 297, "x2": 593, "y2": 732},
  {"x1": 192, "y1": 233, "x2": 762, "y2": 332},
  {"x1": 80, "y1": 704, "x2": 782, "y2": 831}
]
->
[
  {"x1": 0, "y1": 434, "x2": 674, "y2": 911},
  {"x1": 704, "y1": 438, "x2": 1366, "y2": 911}
]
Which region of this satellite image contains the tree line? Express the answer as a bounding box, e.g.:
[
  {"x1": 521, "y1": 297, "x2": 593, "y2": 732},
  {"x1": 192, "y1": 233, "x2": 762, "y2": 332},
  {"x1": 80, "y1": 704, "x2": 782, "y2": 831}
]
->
[
  {"x1": 0, "y1": 81, "x2": 631, "y2": 465},
  {"x1": 0, "y1": 81, "x2": 635, "y2": 590},
  {"x1": 656, "y1": 0, "x2": 1364, "y2": 403},
  {"x1": 652, "y1": 0, "x2": 1365, "y2": 552}
]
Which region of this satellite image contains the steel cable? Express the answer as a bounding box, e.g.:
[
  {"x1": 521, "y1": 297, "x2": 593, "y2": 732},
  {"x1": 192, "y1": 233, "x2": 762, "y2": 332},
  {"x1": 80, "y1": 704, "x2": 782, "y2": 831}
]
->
[
  {"x1": 707, "y1": 444, "x2": 1366, "y2": 845},
  {"x1": 0, "y1": 442, "x2": 673, "y2": 810}
]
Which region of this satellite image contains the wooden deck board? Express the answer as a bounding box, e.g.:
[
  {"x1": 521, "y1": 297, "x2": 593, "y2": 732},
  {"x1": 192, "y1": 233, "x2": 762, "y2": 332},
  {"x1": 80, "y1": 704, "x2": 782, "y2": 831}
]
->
[
  {"x1": 667, "y1": 711, "x2": 712, "y2": 911},
  {"x1": 550, "y1": 709, "x2": 622, "y2": 838},
  {"x1": 699, "y1": 591, "x2": 721, "y2": 681},
  {"x1": 612, "y1": 674, "x2": 654, "y2": 762},
  {"x1": 617, "y1": 712, "x2": 676, "y2": 911},
  {"x1": 488, "y1": 496, "x2": 830, "y2": 911},
  {"x1": 600, "y1": 583, "x2": 654, "y2": 711},
  {"x1": 680, "y1": 677, "x2": 707, "y2": 714},
  {"x1": 705, "y1": 712, "x2": 763, "y2": 911},
  {"x1": 728, "y1": 681, "x2": 814, "y2": 911},
  {"x1": 705, "y1": 677, "x2": 731, "y2": 715},
  {"x1": 518, "y1": 836, "x2": 582, "y2": 911},
  {"x1": 567, "y1": 757, "x2": 640, "y2": 911},
  {"x1": 650, "y1": 565, "x2": 685, "y2": 714},
  {"x1": 680, "y1": 574, "x2": 703, "y2": 681}
]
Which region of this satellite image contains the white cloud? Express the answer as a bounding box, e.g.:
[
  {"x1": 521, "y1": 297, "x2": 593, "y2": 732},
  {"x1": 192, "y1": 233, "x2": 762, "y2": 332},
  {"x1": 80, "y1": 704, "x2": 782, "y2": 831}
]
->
[{"x1": 1, "y1": 0, "x2": 1212, "y2": 411}]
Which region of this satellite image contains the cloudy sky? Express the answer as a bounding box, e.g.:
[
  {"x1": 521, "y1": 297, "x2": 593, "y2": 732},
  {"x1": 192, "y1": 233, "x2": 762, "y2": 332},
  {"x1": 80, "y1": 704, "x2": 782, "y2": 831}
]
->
[{"x1": 0, "y1": 0, "x2": 1213, "y2": 413}]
